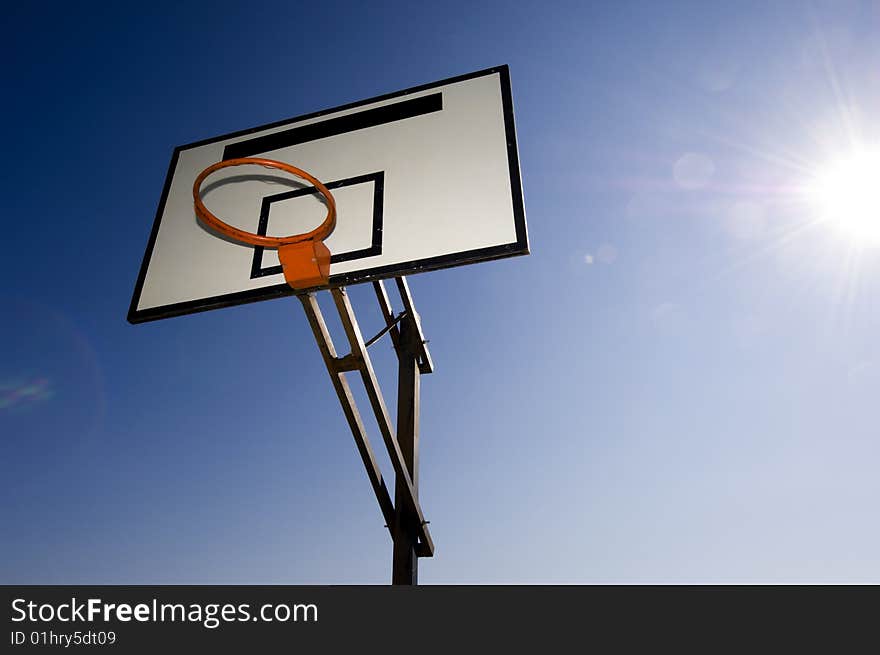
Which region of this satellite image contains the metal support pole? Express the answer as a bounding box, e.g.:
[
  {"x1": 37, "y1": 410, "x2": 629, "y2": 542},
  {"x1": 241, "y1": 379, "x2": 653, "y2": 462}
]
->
[{"x1": 392, "y1": 315, "x2": 421, "y2": 585}]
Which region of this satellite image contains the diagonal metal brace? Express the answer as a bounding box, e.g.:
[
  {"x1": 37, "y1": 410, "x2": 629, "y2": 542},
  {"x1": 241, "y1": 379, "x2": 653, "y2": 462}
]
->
[
  {"x1": 298, "y1": 293, "x2": 396, "y2": 535},
  {"x1": 372, "y1": 279, "x2": 433, "y2": 374},
  {"x1": 364, "y1": 311, "x2": 406, "y2": 348},
  {"x1": 330, "y1": 287, "x2": 434, "y2": 557},
  {"x1": 299, "y1": 289, "x2": 434, "y2": 558}
]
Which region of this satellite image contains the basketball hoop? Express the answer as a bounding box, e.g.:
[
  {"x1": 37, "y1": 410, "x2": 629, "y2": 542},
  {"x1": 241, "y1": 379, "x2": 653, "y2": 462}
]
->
[{"x1": 192, "y1": 157, "x2": 337, "y2": 290}]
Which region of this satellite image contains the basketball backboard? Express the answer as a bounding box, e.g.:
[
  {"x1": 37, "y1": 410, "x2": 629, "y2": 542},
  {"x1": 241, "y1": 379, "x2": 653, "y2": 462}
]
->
[{"x1": 128, "y1": 65, "x2": 527, "y2": 323}]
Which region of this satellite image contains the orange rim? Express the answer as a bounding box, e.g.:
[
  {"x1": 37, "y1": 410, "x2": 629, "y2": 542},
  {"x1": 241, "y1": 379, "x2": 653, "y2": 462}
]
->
[{"x1": 192, "y1": 157, "x2": 337, "y2": 247}]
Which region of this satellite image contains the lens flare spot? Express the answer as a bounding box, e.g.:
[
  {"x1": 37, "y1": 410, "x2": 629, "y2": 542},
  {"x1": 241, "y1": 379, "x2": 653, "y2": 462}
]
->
[
  {"x1": 0, "y1": 377, "x2": 54, "y2": 412},
  {"x1": 674, "y1": 153, "x2": 715, "y2": 190}
]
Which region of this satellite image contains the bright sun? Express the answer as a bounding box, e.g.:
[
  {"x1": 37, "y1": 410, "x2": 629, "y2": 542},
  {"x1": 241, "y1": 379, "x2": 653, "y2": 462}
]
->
[{"x1": 811, "y1": 148, "x2": 880, "y2": 244}]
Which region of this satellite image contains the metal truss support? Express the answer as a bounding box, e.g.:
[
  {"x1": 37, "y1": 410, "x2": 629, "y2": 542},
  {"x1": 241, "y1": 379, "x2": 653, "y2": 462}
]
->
[{"x1": 298, "y1": 277, "x2": 434, "y2": 583}]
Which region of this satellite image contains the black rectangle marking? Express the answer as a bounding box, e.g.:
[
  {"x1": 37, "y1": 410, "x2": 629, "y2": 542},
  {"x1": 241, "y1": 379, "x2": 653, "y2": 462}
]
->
[
  {"x1": 224, "y1": 93, "x2": 443, "y2": 160},
  {"x1": 250, "y1": 172, "x2": 384, "y2": 279}
]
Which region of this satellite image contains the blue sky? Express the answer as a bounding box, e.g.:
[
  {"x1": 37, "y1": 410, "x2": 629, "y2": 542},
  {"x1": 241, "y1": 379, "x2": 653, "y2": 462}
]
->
[{"x1": 2, "y1": 0, "x2": 879, "y2": 583}]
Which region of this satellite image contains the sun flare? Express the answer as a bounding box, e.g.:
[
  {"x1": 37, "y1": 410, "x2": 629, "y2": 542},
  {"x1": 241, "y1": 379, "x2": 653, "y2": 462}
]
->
[{"x1": 810, "y1": 148, "x2": 880, "y2": 244}]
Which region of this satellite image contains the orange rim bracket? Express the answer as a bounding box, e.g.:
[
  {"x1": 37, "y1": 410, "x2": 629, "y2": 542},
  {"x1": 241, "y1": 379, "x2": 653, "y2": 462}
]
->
[{"x1": 192, "y1": 157, "x2": 337, "y2": 290}]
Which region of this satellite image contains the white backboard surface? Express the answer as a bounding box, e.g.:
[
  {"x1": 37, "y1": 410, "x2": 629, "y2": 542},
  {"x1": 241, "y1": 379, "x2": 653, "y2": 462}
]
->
[{"x1": 129, "y1": 65, "x2": 527, "y2": 323}]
